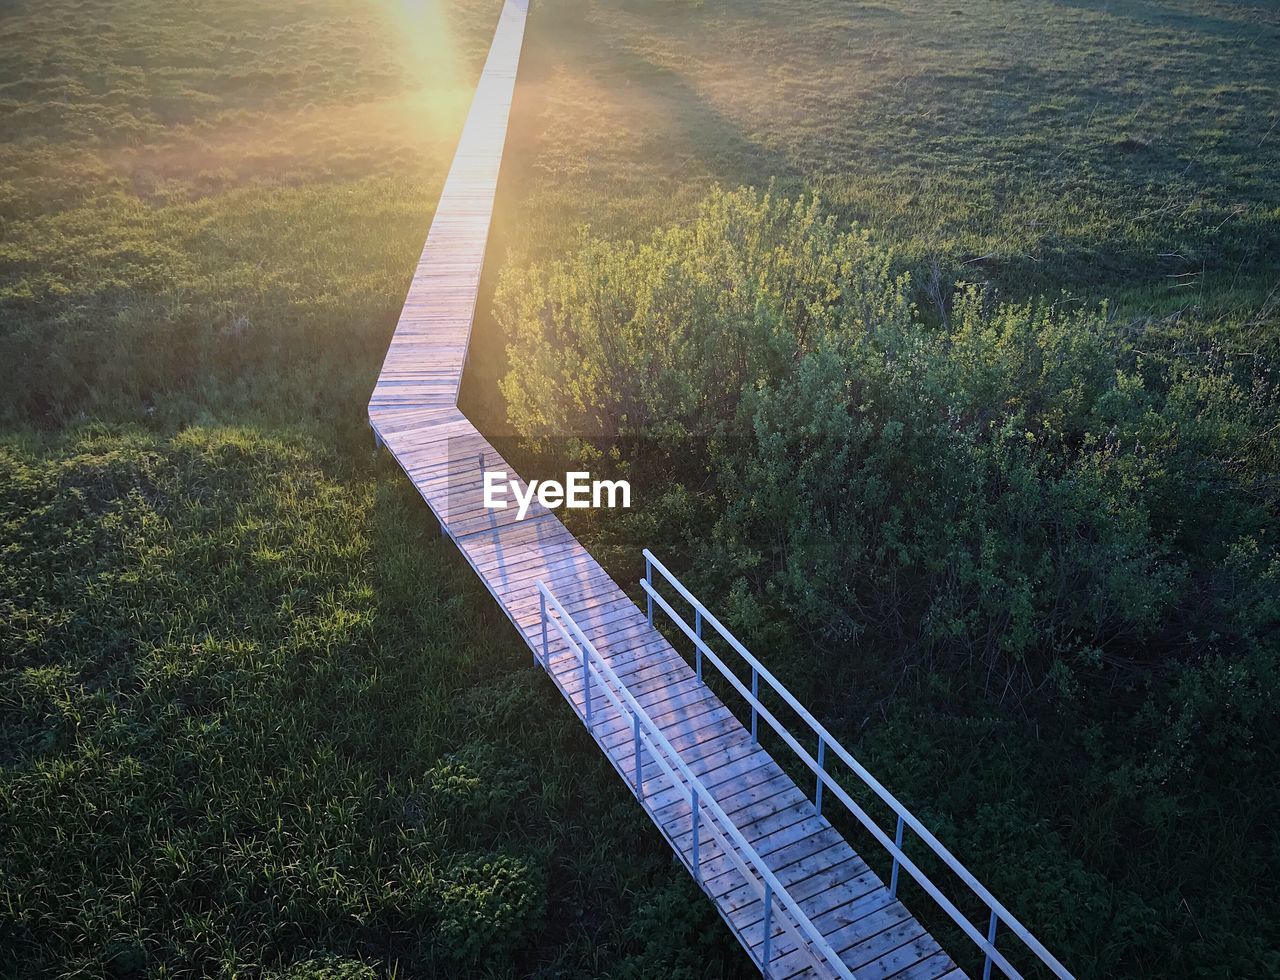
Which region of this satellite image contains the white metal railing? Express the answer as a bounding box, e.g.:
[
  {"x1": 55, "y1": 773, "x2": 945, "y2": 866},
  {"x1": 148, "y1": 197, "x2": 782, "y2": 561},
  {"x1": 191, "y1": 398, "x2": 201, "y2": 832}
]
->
[
  {"x1": 640, "y1": 549, "x2": 1075, "y2": 980},
  {"x1": 535, "y1": 580, "x2": 854, "y2": 979}
]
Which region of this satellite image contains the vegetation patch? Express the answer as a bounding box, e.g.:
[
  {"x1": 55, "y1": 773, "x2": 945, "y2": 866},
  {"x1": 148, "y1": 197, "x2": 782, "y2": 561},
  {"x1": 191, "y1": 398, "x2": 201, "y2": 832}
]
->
[
  {"x1": 500, "y1": 185, "x2": 1280, "y2": 975},
  {"x1": 3, "y1": 0, "x2": 1278, "y2": 974},
  {"x1": 0, "y1": 427, "x2": 742, "y2": 976}
]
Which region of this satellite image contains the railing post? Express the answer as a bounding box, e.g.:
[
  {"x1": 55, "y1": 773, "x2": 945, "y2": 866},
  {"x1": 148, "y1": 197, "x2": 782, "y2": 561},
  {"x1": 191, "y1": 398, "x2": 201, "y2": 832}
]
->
[
  {"x1": 982, "y1": 908, "x2": 999, "y2": 980},
  {"x1": 695, "y1": 608, "x2": 703, "y2": 682},
  {"x1": 633, "y1": 709, "x2": 643, "y2": 798},
  {"x1": 538, "y1": 590, "x2": 547, "y2": 667},
  {"x1": 751, "y1": 666, "x2": 759, "y2": 744},
  {"x1": 761, "y1": 883, "x2": 774, "y2": 974},
  {"x1": 583, "y1": 637, "x2": 592, "y2": 729},
  {"x1": 889, "y1": 813, "x2": 905, "y2": 897},
  {"x1": 815, "y1": 736, "x2": 826, "y2": 816},
  {"x1": 645, "y1": 554, "x2": 653, "y2": 626},
  {"x1": 690, "y1": 786, "x2": 700, "y2": 882}
]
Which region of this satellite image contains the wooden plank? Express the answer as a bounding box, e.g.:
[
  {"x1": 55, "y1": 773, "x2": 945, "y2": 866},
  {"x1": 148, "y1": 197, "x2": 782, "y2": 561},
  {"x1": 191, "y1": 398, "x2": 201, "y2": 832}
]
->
[
  {"x1": 765, "y1": 892, "x2": 908, "y2": 973},
  {"x1": 365, "y1": 2, "x2": 964, "y2": 976},
  {"x1": 637, "y1": 728, "x2": 767, "y2": 809},
  {"x1": 720, "y1": 850, "x2": 870, "y2": 918},
  {"x1": 702, "y1": 827, "x2": 846, "y2": 903},
  {"x1": 841, "y1": 927, "x2": 947, "y2": 979},
  {"x1": 888, "y1": 951, "x2": 960, "y2": 980},
  {"x1": 741, "y1": 866, "x2": 890, "y2": 949},
  {"x1": 573, "y1": 663, "x2": 716, "y2": 734},
  {"x1": 665, "y1": 771, "x2": 799, "y2": 844},
  {"x1": 501, "y1": 571, "x2": 611, "y2": 617}
]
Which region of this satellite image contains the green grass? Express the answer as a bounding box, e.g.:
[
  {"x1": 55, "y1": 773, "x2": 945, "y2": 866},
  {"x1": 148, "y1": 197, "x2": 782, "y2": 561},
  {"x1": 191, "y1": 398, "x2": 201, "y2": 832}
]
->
[
  {"x1": 0, "y1": 0, "x2": 498, "y2": 427},
  {"x1": 2, "y1": 0, "x2": 1278, "y2": 975},
  {"x1": 0, "y1": 0, "x2": 747, "y2": 975},
  {"x1": 0, "y1": 427, "x2": 744, "y2": 977},
  {"x1": 507, "y1": 0, "x2": 1280, "y2": 314},
  {"x1": 464, "y1": 0, "x2": 1280, "y2": 431},
  {"x1": 475, "y1": 1, "x2": 1280, "y2": 974},
  {"x1": 465, "y1": 0, "x2": 1280, "y2": 433}
]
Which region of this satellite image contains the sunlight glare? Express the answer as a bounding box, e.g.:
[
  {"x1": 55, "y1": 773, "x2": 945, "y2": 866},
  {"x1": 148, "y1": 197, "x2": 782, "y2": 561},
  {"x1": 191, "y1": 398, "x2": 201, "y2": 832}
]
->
[{"x1": 388, "y1": 0, "x2": 470, "y2": 135}]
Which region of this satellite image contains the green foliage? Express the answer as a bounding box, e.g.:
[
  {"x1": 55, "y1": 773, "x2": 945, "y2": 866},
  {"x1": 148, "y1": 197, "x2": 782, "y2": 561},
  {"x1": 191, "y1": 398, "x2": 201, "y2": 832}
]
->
[
  {"x1": 499, "y1": 186, "x2": 1280, "y2": 975},
  {"x1": 501, "y1": 0, "x2": 1280, "y2": 325},
  {"x1": 3, "y1": 0, "x2": 1279, "y2": 976},
  {"x1": 266, "y1": 957, "x2": 378, "y2": 980},
  {"x1": 0, "y1": 0, "x2": 502, "y2": 427},
  {"x1": 502, "y1": 186, "x2": 1279, "y2": 676},
  {"x1": 500, "y1": 188, "x2": 909, "y2": 441},
  {"x1": 433, "y1": 853, "x2": 543, "y2": 963},
  {"x1": 0, "y1": 429, "x2": 744, "y2": 977}
]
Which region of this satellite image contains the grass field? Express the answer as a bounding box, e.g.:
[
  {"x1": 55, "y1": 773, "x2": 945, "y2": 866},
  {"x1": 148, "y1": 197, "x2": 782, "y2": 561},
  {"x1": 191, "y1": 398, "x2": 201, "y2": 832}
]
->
[
  {"x1": 0, "y1": 427, "x2": 744, "y2": 977},
  {"x1": 478, "y1": 1, "x2": 1280, "y2": 975},
  {"x1": 510, "y1": 0, "x2": 1280, "y2": 312},
  {"x1": 0, "y1": 0, "x2": 500, "y2": 428},
  {"x1": 463, "y1": 0, "x2": 1280, "y2": 428},
  {"x1": 0, "y1": 1, "x2": 743, "y2": 975},
  {"x1": 2, "y1": 0, "x2": 1278, "y2": 976}
]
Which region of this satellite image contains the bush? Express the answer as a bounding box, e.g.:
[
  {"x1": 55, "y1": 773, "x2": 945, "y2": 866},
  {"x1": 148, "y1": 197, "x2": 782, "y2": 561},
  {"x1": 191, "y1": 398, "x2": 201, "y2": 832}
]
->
[
  {"x1": 498, "y1": 186, "x2": 1280, "y2": 976},
  {"x1": 499, "y1": 186, "x2": 1280, "y2": 691}
]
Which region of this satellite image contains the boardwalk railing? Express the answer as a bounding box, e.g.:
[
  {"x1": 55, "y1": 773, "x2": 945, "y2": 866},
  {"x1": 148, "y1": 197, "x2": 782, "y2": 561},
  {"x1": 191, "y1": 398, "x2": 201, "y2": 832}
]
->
[
  {"x1": 640, "y1": 550, "x2": 1074, "y2": 980},
  {"x1": 536, "y1": 580, "x2": 855, "y2": 979}
]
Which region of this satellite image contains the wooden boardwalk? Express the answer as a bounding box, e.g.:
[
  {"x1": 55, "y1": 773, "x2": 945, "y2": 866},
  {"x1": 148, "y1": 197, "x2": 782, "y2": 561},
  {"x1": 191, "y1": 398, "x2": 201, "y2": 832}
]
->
[{"x1": 369, "y1": 2, "x2": 961, "y2": 976}]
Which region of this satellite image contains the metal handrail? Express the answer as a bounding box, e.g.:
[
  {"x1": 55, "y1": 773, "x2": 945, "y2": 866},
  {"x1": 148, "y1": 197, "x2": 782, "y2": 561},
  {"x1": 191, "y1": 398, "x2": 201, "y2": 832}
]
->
[
  {"x1": 535, "y1": 580, "x2": 855, "y2": 979},
  {"x1": 641, "y1": 549, "x2": 1074, "y2": 980}
]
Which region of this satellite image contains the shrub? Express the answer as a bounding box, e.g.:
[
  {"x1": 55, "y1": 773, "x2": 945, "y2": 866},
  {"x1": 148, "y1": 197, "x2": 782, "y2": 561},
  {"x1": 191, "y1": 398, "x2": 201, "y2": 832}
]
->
[{"x1": 498, "y1": 186, "x2": 1280, "y2": 692}]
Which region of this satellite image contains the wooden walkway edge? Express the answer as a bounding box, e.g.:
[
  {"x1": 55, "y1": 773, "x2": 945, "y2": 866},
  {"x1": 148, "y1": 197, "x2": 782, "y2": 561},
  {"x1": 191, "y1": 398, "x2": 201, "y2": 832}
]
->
[{"x1": 368, "y1": 2, "x2": 960, "y2": 976}]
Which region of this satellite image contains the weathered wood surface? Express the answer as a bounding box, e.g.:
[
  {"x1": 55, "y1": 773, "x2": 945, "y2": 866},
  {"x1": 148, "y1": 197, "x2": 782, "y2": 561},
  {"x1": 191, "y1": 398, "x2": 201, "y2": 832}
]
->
[{"x1": 367, "y1": 1, "x2": 959, "y2": 975}]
